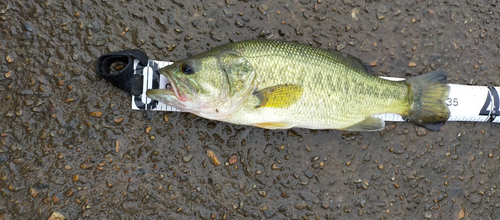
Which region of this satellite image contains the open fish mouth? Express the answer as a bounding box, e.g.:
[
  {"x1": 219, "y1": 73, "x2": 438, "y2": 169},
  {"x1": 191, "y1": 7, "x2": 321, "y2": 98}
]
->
[
  {"x1": 161, "y1": 70, "x2": 182, "y2": 100},
  {"x1": 147, "y1": 67, "x2": 194, "y2": 105},
  {"x1": 146, "y1": 69, "x2": 185, "y2": 104}
]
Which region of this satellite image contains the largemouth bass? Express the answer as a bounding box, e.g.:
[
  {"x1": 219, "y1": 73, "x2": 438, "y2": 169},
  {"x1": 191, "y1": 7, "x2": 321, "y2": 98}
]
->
[{"x1": 147, "y1": 40, "x2": 450, "y2": 131}]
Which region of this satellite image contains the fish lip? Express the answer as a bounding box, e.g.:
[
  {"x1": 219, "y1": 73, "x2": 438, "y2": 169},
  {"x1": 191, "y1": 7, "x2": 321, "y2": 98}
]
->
[{"x1": 161, "y1": 69, "x2": 183, "y2": 101}]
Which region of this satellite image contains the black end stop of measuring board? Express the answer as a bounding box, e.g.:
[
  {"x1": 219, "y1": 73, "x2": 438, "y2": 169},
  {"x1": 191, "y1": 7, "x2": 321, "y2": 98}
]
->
[{"x1": 95, "y1": 49, "x2": 148, "y2": 96}]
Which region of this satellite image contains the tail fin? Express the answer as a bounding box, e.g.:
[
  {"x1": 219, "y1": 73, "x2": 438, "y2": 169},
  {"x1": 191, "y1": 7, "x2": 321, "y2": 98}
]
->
[{"x1": 404, "y1": 71, "x2": 450, "y2": 131}]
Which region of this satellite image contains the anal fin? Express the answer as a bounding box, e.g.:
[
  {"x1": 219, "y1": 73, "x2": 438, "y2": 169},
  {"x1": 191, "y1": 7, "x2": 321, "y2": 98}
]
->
[
  {"x1": 342, "y1": 117, "x2": 385, "y2": 131},
  {"x1": 252, "y1": 122, "x2": 295, "y2": 129}
]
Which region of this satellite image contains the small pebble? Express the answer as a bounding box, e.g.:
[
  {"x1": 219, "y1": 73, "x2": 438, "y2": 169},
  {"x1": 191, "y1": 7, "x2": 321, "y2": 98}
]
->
[
  {"x1": 182, "y1": 155, "x2": 193, "y2": 163},
  {"x1": 416, "y1": 127, "x2": 427, "y2": 136},
  {"x1": 304, "y1": 169, "x2": 314, "y2": 179},
  {"x1": 336, "y1": 42, "x2": 346, "y2": 51},
  {"x1": 258, "y1": 4, "x2": 268, "y2": 14},
  {"x1": 52, "y1": 195, "x2": 60, "y2": 204},
  {"x1": 377, "y1": 12, "x2": 385, "y2": 20},
  {"x1": 90, "y1": 111, "x2": 103, "y2": 117},
  {"x1": 295, "y1": 202, "x2": 307, "y2": 210},
  {"x1": 64, "y1": 188, "x2": 74, "y2": 197},
  {"x1": 362, "y1": 180, "x2": 369, "y2": 189},
  {"x1": 228, "y1": 154, "x2": 237, "y2": 165},
  {"x1": 238, "y1": 182, "x2": 246, "y2": 190},
  {"x1": 213, "y1": 183, "x2": 222, "y2": 192},
  {"x1": 5, "y1": 55, "x2": 14, "y2": 63},
  {"x1": 258, "y1": 190, "x2": 267, "y2": 197},
  {"x1": 80, "y1": 163, "x2": 92, "y2": 169},
  {"x1": 48, "y1": 212, "x2": 66, "y2": 220},
  {"x1": 206, "y1": 150, "x2": 221, "y2": 166},
  {"x1": 29, "y1": 188, "x2": 40, "y2": 198},
  {"x1": 351, "y1": 8, "x2": 359, "y2": 21},
  {"x1": 424, "y1": 213, "x2": 432, "y2": 219},
  {"x1": 23, "y1": 22, "x2": 33, "y2": 31},
  {"x1": 271, "y1": 163, "x2": 279, "y2": 170},
  {"x1": 114, "y1": 117, "x2": 125, "y2": 123}
]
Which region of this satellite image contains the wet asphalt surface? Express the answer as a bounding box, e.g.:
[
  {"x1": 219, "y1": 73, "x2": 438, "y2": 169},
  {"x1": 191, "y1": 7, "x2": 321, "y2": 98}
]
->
[{"x1": 1, "y1": 0, "x2": 500, "y2": 219}]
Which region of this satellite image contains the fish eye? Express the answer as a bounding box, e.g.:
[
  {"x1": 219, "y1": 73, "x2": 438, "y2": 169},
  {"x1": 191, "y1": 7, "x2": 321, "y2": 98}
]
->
[{"x1": 180, "y1": 63, "x2": 194, "y2": 75}]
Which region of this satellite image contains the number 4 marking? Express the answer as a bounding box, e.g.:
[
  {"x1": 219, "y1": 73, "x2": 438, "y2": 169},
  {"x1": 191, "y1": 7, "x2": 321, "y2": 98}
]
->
[{"x1": 479, "y1": 86, "x2": 499, "y2": 122}]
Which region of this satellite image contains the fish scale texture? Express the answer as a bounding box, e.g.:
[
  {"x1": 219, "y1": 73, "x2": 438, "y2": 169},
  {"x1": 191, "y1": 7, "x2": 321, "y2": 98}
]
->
[{"x1": 217, "y1": 40, "x2": 410, "y2": 129}]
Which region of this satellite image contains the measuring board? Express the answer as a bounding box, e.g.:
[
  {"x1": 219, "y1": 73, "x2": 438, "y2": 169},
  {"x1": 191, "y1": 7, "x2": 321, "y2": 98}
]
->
[{"x1": 131, "y1": 60, "x2": 500, "y2": 123}]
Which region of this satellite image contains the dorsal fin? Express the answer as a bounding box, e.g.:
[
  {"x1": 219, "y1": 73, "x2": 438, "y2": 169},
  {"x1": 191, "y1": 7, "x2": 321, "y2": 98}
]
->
[{"x1": 338, "y1": 52, "x2": 373, "y2": 74}]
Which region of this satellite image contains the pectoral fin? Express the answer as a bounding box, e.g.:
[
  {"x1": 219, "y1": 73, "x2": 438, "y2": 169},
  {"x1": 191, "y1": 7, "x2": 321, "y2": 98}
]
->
[
  {"x1": 342, "y1": 117, "x2": 385, "y2": 131},
  {"x1": 252, "y1": 122, "x2": 295, "y2": 129},
  {"x1": 254, "y1": 84, "x2": 303, "y2": 108}
]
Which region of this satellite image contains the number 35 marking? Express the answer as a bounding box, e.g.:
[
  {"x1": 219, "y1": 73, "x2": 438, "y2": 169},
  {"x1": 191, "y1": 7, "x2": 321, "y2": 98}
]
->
[{"x1": 446, "y1": 98, "x2": 458, "y2": 106}]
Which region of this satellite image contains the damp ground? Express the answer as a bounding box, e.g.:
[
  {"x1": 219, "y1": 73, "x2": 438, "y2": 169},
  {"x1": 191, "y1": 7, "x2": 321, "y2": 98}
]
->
[{"x1": 1, "y1": 0, "x2": 500, "y2": 219}]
